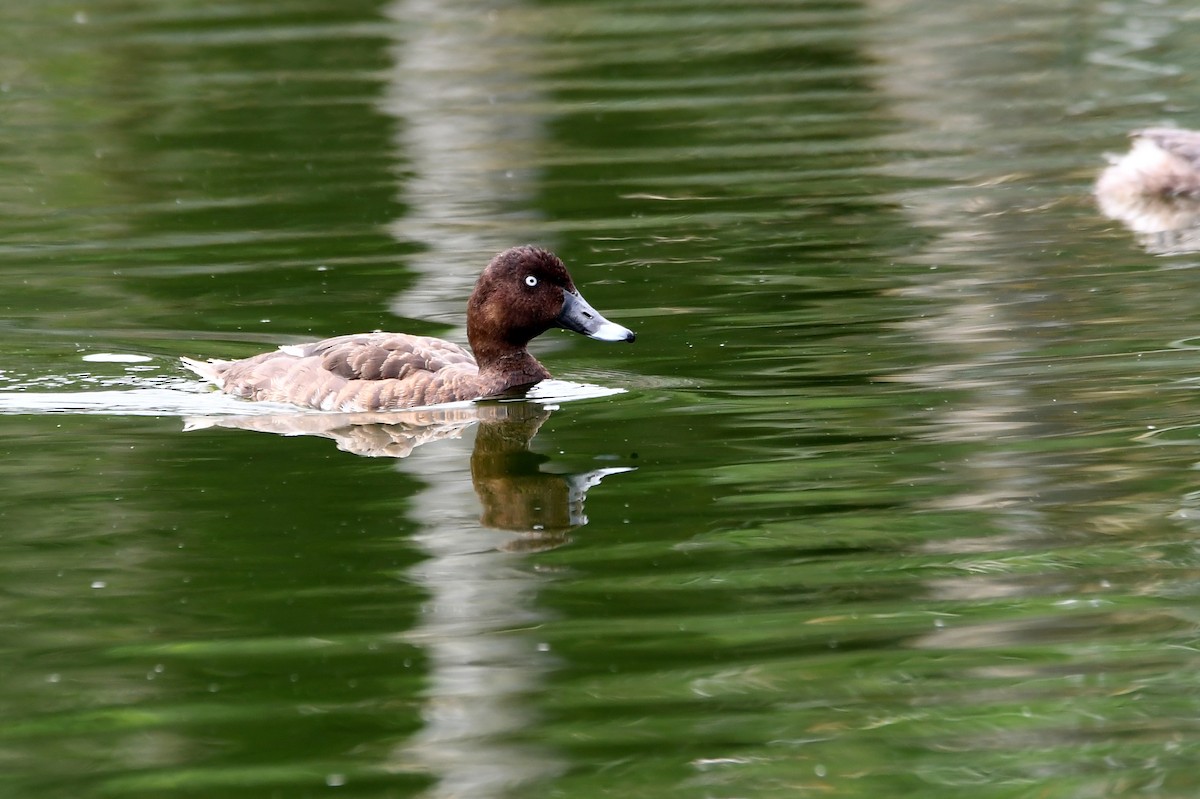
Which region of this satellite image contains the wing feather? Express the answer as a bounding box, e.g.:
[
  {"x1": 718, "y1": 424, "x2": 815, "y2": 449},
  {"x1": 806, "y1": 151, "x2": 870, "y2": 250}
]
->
[{"x1": 301, "y1": 333, "x2": 475, "y2": 380}]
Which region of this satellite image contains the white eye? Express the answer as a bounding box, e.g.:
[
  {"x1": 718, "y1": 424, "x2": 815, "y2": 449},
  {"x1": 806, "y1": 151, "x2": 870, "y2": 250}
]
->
[{"x1": 524, "y1": 275, "x2": 538, "y2": 287}]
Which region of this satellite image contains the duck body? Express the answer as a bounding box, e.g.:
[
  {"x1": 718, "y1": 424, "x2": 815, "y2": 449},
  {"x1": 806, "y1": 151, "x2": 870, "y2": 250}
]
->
[
  {"x1": 1095, "y1": 128, "x2": 1200, "y2": 241},
  {"x1": 182, "y1": 246, "x2": 635, "y2": 411},
  {"x1": 1096, "y1": 128, "x2": 1200, "y2": 203}
]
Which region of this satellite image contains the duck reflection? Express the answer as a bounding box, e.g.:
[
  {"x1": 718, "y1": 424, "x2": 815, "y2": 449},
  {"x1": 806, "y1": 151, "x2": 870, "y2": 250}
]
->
[
  {"x1": 185, "y1": 401, "x2": 629, "y2": 537},
  {"x1": 1096, "y1": 128, "x2": 1200, "y2": 254},
  {"x1": 470, "y1": 408, "x2": 630, "y2": 541},
  {"x1": 189, "y1": 400, "x2": 630, "y2": 795}
]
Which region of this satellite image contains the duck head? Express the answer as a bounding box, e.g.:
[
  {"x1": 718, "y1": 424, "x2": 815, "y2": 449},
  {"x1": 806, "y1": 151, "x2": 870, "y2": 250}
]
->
[{"x1": 467, "y1": 246, "x2": 635, "y2": 362}]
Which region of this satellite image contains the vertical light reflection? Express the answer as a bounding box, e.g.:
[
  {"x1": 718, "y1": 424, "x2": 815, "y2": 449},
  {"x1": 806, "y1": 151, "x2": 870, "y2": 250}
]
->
[
  {"x1": 377, "y1": 1, "x2": 562, "y2": 795},
  {"x1": 395, "y1": 434, "x2": 564, "y2": 797},
  {"x1": 379, "y1": 0, "x2": 548, "y2": 327},
  {"x1": 863, "y1": 1, "x2": 1182, "y2": 596},
  {"x1": 863, "y1": 2, "x2": 1140, "y2": 544}
]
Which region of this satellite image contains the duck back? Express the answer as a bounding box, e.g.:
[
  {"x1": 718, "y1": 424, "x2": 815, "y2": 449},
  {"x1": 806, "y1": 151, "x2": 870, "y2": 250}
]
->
[{"x1": 184, "y1": 332, "x2": 485, "y2": 411}]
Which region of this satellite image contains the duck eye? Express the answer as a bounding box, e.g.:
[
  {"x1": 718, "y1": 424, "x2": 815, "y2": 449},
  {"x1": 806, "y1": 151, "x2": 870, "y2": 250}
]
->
[{"x1": 524, "y1": 275, "x2": 538, "y2": 287}]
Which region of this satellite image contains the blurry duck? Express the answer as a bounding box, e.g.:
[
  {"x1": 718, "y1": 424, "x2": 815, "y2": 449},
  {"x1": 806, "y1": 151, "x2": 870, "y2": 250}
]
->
[
  {"x1": 1095, "y1": 128, "x2": 1200, "y2": 252},
  {"x1": 182, "y1": 246, "x2": 635, "y2": 411}
]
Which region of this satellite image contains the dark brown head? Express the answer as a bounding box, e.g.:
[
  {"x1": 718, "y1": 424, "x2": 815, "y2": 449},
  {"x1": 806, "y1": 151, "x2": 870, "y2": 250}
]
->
[{"x1": 466, "y1": 246, "x2": 635, "y2": 366}]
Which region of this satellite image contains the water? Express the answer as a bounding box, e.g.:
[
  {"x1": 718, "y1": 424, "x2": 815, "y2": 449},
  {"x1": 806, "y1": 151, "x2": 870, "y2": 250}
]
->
[{"x1": 3, "y1": 0, "x2": 1200, "y2": 796}]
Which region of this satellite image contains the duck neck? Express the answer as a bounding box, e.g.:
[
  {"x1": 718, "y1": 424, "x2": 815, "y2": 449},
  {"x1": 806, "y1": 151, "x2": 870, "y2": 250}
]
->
[{"x1": 473, "y1": 342, "x2": 552, "y2": 392}]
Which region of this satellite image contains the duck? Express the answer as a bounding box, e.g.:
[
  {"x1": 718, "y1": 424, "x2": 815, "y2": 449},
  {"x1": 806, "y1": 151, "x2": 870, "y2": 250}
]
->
[
  {"x1": 181, "y1": 245, "x2": 635, "y2": 411},
  {"x1": 1096, "y1": 128, "x2": 1200, "y2": 205},
  {"x1": 1095, "y1": 128, "x2": 1200, "y2": 248}
]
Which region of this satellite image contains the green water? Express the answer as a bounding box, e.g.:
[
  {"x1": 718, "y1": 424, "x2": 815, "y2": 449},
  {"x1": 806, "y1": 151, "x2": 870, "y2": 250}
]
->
[{"x1": 4, "y1": 0, "x2": 1200, "y2": 796}]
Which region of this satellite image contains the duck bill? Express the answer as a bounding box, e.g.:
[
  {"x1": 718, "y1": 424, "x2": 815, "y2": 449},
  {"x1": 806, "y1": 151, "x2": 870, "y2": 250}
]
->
[{"x1": 557, "y1": 289, "x2": 636, "y2": 343}]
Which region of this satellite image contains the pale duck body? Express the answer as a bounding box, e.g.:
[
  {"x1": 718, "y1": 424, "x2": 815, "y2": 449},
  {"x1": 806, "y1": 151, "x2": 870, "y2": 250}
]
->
[
  {"x1": 1096, "y1": 128, "x2": 1200, "y2": 204},
  {"x1": 182, "y1": 246, "x2": 635, "y2": 411}
]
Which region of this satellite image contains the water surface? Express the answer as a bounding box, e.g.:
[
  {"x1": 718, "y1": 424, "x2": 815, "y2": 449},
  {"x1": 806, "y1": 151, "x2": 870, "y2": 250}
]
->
[{"x1": 3, "y1": 0, "x2": 1200, "y2": 796}]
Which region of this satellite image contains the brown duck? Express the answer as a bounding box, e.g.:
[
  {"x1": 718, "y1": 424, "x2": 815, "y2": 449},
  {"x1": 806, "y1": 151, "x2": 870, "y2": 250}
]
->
[{"x1": 182, "y1": 246, "x2": 635, "y2": 411}]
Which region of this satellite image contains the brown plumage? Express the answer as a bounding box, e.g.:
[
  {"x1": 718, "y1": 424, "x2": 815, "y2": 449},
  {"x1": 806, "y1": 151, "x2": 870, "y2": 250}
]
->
[{"x1": 182, "y1": 246, "x2": 636, "y2": 411}]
